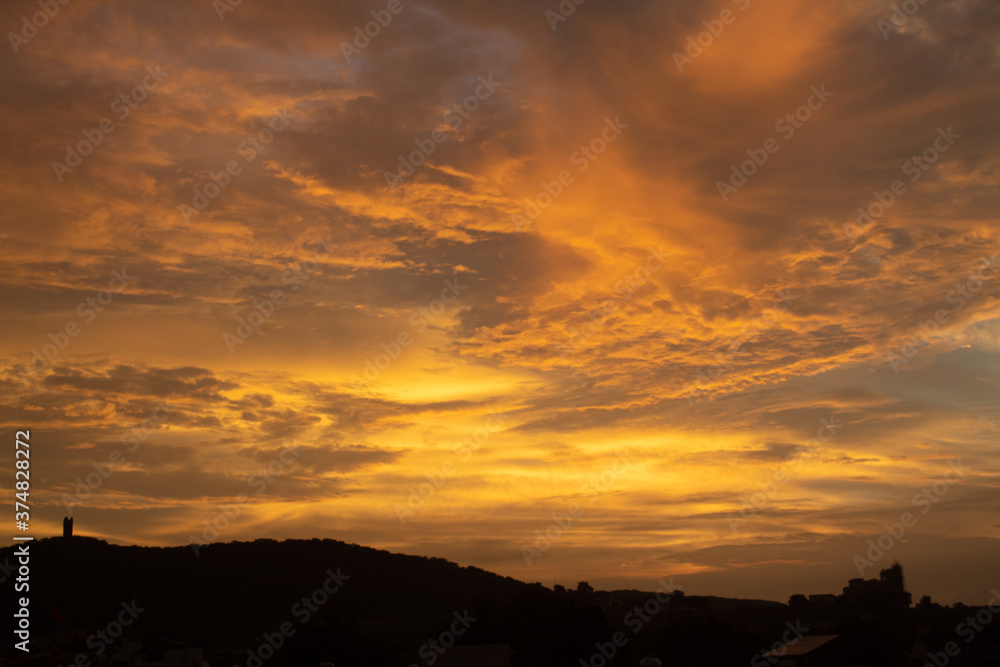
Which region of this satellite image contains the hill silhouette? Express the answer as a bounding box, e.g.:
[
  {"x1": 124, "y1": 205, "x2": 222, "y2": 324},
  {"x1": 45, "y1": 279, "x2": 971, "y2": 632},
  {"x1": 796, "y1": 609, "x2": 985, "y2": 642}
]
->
[
  {"x1": 2, "y1": 536, "x2": 789, "y2": 665},
  {"x1": 4, "y1": 537, "x2": 996, "y2": 666}
]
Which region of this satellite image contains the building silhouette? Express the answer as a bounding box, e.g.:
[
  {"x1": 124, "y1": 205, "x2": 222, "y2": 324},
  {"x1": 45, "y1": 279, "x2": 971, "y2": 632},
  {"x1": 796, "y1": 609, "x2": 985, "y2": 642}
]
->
[
  {"x1": 63, "y1": 516, "x2": 73, "y2": 539},
  {"x1": 789, "y1": 562, "x2": 913, "y2": 617},
  {"x1": 842, "y1": 562, "x2": 912, "y2": 611}
]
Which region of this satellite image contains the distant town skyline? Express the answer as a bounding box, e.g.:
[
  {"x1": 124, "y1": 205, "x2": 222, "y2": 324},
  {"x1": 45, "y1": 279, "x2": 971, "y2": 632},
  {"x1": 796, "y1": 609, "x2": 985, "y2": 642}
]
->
[{"x1": 1, "y1": 0, "x2": 998, "y2": 606}]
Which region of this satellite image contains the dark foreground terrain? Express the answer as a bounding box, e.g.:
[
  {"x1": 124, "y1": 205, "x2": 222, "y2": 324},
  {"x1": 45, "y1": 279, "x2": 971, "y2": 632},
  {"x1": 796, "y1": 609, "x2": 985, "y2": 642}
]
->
[{"x1": 2, "y1": 537, "x2": 998, "y2": 666}]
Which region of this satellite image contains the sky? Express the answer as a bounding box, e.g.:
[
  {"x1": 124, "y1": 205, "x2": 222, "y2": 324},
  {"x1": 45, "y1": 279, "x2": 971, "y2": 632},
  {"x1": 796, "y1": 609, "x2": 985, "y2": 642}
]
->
[{"x1": 1, "y1": 0, "x2": 998, "y2": 605}]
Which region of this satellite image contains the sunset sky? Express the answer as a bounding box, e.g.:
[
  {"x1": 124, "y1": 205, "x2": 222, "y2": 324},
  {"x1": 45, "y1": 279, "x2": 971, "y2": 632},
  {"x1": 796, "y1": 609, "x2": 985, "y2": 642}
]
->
[{"x1": 1, "y1": 0, "x2": 998, "y2": 605}]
